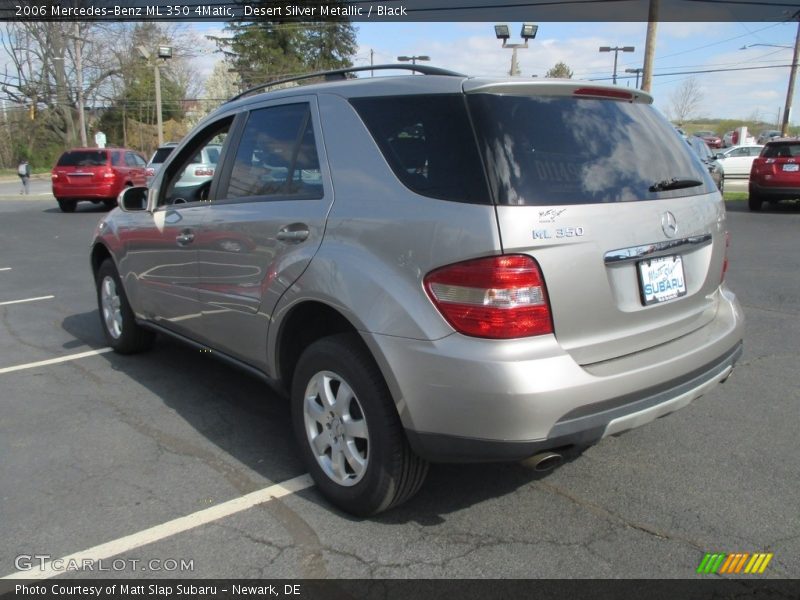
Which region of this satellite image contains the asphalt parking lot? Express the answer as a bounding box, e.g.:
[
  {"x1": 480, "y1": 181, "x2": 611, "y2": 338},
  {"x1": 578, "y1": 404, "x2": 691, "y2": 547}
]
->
[{"x1": 0, "y1": 192, "x2": 798, "y2": 582}]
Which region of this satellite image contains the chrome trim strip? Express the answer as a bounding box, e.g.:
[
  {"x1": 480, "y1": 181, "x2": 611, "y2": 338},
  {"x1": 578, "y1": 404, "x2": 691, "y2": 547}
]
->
[{"x1": 603, "y1": 234, "x2": 712, "y2": 265}]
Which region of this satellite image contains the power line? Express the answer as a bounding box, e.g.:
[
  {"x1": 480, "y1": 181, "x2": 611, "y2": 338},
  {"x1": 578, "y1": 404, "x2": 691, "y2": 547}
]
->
[{"x1": 588, "y1": 62, "x2": 795, "y2": 81}]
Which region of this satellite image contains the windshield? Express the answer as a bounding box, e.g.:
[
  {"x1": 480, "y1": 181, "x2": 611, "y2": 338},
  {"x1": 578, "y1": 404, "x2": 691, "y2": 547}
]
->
[{"x1": 467, "y1": 94, "x2": 716, "y2": 205}]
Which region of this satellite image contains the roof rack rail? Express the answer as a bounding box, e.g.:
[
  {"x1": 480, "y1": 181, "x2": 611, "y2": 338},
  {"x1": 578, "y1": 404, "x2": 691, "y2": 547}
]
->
[{"x1": 226, "y1": 63, "x2": 467, "y2": 103}]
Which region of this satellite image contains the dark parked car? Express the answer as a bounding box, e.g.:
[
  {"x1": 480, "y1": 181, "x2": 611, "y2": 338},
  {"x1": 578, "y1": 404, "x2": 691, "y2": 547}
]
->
[
  {"x1": 687, "y1": 136, "x2": 723, "y2": 190},
  {"x1": 51, "y1": 147, "x2": 147, "y2": 213},
  {"x1": 749, "y1": 138, "x2": 800, "y2": 211}
]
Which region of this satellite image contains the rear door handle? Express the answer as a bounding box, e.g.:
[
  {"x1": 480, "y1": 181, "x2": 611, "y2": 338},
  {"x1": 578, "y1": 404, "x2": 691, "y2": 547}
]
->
[
  {"x1": 176, "y1": 230, "x2": 195, "y2": 245},
  {"x1": 276, "y1": 226, "x2": 309, "y2": 243}
]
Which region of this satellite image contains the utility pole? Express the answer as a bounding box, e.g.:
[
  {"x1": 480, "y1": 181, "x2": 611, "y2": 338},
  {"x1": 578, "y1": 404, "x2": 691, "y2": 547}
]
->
[
  {"x1": 641, "y1": 0, "x2": 659, "y2": 93},
  {"x1": 625, "y1": 67, "x2": 644, "y2": 88},
  {"x1": 74, "y1": 23, "x2": 87, "y2": 147},
  {"x1": 781, "y1": 17, "x2": 800, "y2": 137}
]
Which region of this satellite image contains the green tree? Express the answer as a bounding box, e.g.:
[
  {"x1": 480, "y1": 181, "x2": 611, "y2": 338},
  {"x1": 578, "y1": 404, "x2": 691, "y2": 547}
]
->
[
  {"x1": 545, "y1": 61, "x2": 573, "y2": 79},
  {"x1": 211, "y1": 21, "x2": 357, "y2": 89}
]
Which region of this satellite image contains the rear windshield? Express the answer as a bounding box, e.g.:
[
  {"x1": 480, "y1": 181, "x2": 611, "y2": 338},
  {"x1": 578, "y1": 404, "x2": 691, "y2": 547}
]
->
[
  {"x1": 762, "y1": 143, "x2": 800, "y2": 158},
  {"x1": 56, "y1": 150, "x2": 108, "y2": 167},
  {"x1": 150, "y1": 147, "x2": 175, "y2": 164},
  {"x1": 350, "y1": 95, "x2": 490, "y2": 204},
  {"x1": 467, "y1": 94, "x2": 717, "y2": 205}
]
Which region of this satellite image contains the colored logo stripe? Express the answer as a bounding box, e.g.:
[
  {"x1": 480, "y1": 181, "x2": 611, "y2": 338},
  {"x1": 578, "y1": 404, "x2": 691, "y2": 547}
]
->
[{"x1": 697, "y1": 552, "x2": 773, "y2": 574}]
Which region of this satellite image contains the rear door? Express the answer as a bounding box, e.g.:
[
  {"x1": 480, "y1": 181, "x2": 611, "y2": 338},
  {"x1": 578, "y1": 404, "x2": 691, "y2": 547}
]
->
[
  {"x1": 194, "y1": 97, "x2": 333, "y2": 367},
  {"x1": 466, "y1": 84, "x2": 726, "y2": 365}
]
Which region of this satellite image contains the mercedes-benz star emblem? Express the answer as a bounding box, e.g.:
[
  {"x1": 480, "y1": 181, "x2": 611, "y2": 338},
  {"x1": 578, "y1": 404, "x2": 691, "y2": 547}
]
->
[{"x1": 661, "y1": 211, "x2": 678, "y2": 238}]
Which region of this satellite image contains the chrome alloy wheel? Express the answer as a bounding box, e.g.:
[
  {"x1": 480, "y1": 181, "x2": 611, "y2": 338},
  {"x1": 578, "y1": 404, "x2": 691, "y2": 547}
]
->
[
  {"x1": 303, "y1": 370, "x2": 370, "y2": 487},
  {"x1": 100, "y1": 275, "x2": 123, "y2": 340}
]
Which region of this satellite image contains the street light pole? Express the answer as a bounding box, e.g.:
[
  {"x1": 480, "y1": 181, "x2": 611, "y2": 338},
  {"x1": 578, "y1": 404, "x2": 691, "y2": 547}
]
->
[
  {"x1": 137, "y1": 45, "x2": 173, "y2": 146},
  {"x1": 397, "y1": 55, "x2": 430, "y2": 66},
  {"x1": 740, "y1": 35, "x2": 799, "y2": 137},
  {"x1": 599, "y1": 46, "x2": 635, "y2": 85},
  {"x1": 782, "y1": 20, "x2": 800, "y2": 137},
  {"x1": 494, "y1": 24, "x2": 538, "y2": 77},
  {"x1": 625, "y1": 67, "x2": 644, "y2": 88}
]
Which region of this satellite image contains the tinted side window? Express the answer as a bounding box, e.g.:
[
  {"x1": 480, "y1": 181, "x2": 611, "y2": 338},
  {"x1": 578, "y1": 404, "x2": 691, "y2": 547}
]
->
[
  {"x1": 223, "y1": 103, "x2": 322, "y2": 200},
  {"x1": 350, "y1": 95, "x2": 490, "y2": 205},
  {"x1": 111, "y1": 152, "x2": 122, "y2": 166}
]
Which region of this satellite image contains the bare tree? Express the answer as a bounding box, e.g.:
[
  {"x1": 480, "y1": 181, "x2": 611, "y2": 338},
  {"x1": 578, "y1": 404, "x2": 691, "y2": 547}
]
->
[{"x1": 668, "y1": 77, "x2": 703, "y2": 125}]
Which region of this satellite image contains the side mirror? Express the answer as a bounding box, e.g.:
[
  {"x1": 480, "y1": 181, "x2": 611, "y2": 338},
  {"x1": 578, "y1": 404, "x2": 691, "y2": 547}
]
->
[
  {"x1": 714, "y1": 153, "x2": 724, "y2": 160},
  {"x1": 118, "y1": 186, "x2": 149, "y2": 212}
]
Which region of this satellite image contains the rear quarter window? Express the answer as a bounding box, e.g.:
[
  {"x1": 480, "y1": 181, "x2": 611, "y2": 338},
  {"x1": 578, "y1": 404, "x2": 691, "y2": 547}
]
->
[{"x1": 350, "y1": 95, "x2": 491, "y2": 205}]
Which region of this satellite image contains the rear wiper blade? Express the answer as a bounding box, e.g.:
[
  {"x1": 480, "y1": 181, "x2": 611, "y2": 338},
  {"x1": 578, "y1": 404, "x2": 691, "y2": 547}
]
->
[{"x1": 649, "y1": 178, "x2": 703, "y2": 192}]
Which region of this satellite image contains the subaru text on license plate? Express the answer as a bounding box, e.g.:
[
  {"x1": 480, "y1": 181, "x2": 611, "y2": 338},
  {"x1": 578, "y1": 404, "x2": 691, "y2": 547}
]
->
[{"x1": 638, "y1": 255, "x2": 687, "y2": 305}]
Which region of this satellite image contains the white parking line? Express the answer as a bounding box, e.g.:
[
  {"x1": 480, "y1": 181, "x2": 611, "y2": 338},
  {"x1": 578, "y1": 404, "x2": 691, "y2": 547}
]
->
[
  {"x1": 0, "y1": 267, "x2": 11, "y2": 271},
  {"x1": 0, "y1": 295, "x2": 55, "y2": 306},
  {"x1": 0, "y1": 348, "x2": 113, "y2": 375},
  {"x1": 1, "y1": 474, "x2": 314, "y2": 580}
]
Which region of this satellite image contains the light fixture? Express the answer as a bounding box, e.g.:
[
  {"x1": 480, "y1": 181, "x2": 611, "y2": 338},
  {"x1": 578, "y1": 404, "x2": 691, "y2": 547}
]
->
[
  {"x1": 520, "y1": 24, "x2": 538, "y2": 41},
  {"x1": 494, "y1": 24, "x2": 510, "y2": 40}
]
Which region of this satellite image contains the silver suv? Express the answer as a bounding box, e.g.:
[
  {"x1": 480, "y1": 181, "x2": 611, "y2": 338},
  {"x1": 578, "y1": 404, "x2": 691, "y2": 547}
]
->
[{"x1": 91, "y1": 65, "x2": 743, "y2": 516}]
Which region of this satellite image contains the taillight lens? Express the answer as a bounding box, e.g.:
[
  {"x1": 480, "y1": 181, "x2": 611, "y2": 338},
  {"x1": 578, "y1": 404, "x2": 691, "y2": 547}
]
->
[
  {"x1": 102, "y1": 168, "x2": 115, "y2": 179},
  {"x1": 424, "y1": 255, "x2": 553, "y2": 339},
  {"x1": 721, "y1": 232, "x2": 730, "y2": 283},
  {"x1": 145, "y1": 167, "x2": 155, "y2": 177}
]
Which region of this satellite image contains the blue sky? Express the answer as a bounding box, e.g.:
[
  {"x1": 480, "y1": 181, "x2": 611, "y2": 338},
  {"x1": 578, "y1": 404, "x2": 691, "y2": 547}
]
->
[{"x1": 194, "y1": 20, "x2": 797, "y2": 125}]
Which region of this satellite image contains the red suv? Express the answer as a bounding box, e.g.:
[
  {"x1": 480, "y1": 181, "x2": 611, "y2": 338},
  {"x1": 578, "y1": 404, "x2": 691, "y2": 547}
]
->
[
  {"x1": 749, "y1": 139, "x2": 800, "y2": 211},
  {"x1": 51, "y1": 148, "x2": 148, "y2": 213}
]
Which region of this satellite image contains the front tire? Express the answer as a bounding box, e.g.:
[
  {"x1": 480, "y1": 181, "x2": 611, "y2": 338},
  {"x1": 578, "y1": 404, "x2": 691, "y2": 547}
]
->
[
  {"x1": 291, "y1": 333, "x2": 428, "y2": 516},
  {"x1": 95, "y1": 259, "x2": 155, "y2": 354}
]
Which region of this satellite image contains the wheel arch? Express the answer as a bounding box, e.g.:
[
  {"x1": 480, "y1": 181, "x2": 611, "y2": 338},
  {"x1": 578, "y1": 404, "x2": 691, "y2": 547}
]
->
[
  {"x1": 90, "y1": 242, "x2": 113, "y2": 278},
  {"x1": 274, "y1": 300, "x2": 362, "y2": 393}
]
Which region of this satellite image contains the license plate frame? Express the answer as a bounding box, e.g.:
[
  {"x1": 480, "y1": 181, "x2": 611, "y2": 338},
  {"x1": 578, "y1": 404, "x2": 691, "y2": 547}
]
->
[{"x1": 637, "y1": 255, "x2": 687, "y2": 306}]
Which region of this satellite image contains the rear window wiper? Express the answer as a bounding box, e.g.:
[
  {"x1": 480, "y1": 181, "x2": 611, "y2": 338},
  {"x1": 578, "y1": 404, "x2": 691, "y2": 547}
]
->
[{"x1": 649, "y1": 178, "x2": 703, "y2": 193}]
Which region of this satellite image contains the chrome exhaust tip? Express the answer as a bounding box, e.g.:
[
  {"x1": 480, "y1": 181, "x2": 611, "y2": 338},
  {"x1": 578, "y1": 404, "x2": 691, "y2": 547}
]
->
[{"x1": 521, "y1": 451, "x2": 563, "y2": 472}]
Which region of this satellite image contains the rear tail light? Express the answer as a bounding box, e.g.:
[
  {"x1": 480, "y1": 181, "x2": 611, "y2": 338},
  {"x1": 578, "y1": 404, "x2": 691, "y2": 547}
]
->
[
  {"x1": 145, "y1": 167, "x2": 155, "y2": 177},
  {"x1": 424, "y1": 255, "x2": 553, "y2": 339},
  {"x1": 51, "y1": 173, "x2": 58, "y2": 181},
  {"x1": 195, "y1": 167, "x2": 214, "y2": 177},
  {"x1": 721, "y1": 232, "x2": 730, "y2": 283},
  {"x1": 101, "y1": 168, "x2": 115, "y2": 179}
]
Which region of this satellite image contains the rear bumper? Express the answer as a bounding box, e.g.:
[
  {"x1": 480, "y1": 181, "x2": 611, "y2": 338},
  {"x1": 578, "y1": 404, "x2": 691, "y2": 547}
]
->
[
  {"x1": 52, "y1": 183, "x2": 117, "y2": 200},
  {"x1": 405, "y1": 341, "x2": 741, "y2": 462},
  {"x1": 366, "y1": 287, "x2": 744, "y2": 463},
  {"x1": 749, "y1": 181, "x2": 800, "y2": 201}
]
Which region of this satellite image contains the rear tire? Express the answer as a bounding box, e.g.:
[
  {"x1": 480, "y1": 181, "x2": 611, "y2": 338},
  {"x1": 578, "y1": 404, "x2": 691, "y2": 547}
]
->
[
  {"x1": 291, "y1": 333, "x2": 428, "y2": 516},
  {"x1": 58, "y1": 199, "x2": 77, "y2": 213},
  {"x1": 103, "y1": 199, "x2": 116, "y2": 210},
  {"x1": 95, "y1": 259, "x2": 155, "y2": 354},
  {"x1": 748, "y1": 193, "x2": 763, "y2": 212}
]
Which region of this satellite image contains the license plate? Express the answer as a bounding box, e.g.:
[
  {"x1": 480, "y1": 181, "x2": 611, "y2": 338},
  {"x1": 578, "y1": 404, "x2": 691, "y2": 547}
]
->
[
  {"x1": 638, "y1": 255, "x2": 687, "y2": 305},
  {"x1": 782, "y1": 163, "x2": 799, "y2": 172}
]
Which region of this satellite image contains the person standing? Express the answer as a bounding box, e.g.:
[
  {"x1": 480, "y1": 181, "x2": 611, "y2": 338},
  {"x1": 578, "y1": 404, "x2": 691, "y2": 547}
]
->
[{"x1": 18, "y1": 159, "x2": 31, "y2": 195}]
